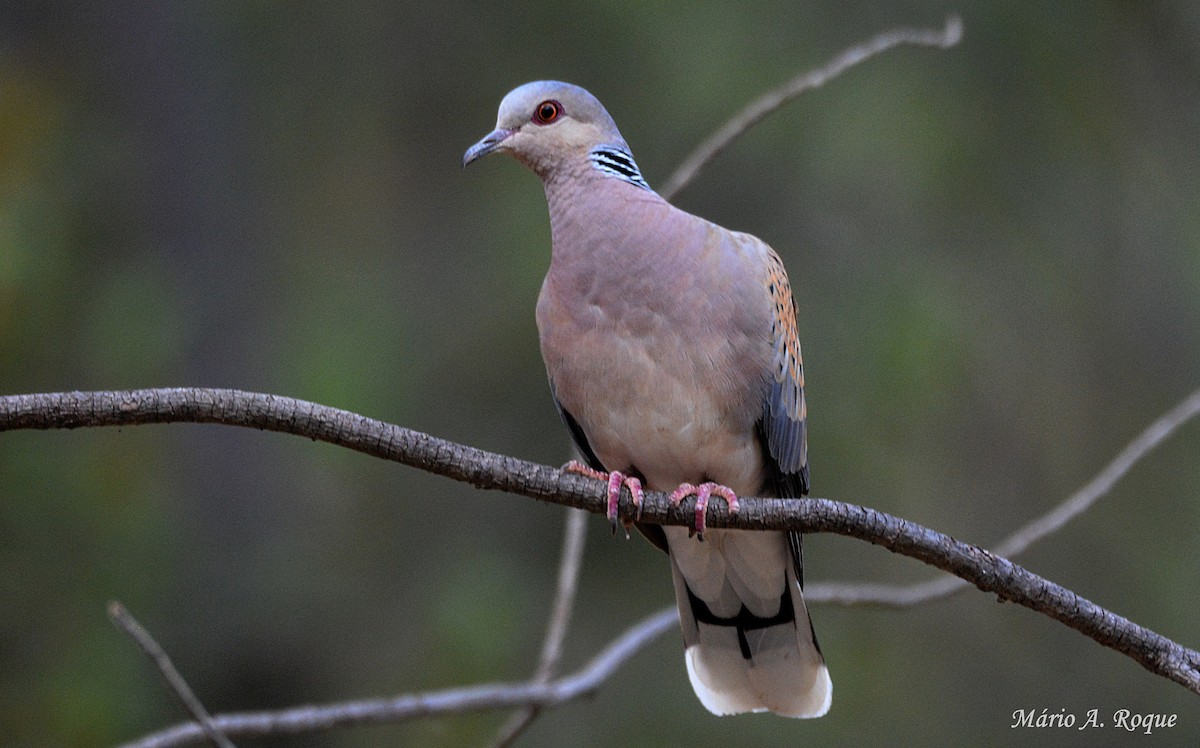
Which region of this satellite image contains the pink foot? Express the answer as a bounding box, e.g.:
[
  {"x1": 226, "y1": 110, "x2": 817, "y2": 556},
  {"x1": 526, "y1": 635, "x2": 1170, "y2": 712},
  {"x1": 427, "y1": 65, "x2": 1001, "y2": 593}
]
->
[
  {"x1": 668, "y1": 482, "x2": 740, "y2": 537},
  {"x1": 564, "y1": 460, "x2": 644, "y2": 530}
]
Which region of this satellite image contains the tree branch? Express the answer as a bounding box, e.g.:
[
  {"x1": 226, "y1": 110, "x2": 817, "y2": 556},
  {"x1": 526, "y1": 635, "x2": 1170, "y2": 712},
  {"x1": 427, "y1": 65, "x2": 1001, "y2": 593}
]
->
[
  {"x1": 659, "y1": 15, "x2": 963, "y2": 200},
  {"x1": 3, "y1": 387, "x2": 1199, "y2": 696},
  {"x1": 116, "y1": 607, "x2": 677, "y2": 748}
]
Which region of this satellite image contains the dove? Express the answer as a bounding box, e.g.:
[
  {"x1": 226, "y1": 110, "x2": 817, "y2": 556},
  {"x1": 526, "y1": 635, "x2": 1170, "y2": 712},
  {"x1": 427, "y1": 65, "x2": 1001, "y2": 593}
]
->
[{"x1": 464, "y1": 80, "x2": 830, "y2": 718}]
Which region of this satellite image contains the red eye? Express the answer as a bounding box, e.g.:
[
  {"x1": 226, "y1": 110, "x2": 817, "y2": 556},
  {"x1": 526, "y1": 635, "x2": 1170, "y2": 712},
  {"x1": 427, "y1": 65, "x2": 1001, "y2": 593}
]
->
[{"x1": 533, "y1": 100, "x2": 562, "y2": 125}]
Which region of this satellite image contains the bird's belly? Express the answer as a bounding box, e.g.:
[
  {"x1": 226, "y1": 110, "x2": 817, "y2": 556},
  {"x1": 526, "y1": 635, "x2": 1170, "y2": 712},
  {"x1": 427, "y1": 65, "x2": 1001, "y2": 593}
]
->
[{"x1": 550, "y1": 328, "x2": 766, "y2": 495}]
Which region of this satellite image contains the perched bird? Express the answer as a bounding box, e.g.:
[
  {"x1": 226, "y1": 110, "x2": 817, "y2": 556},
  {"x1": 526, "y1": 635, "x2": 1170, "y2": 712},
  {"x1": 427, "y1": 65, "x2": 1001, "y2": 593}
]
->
[{"x1": 464, "y1": 81, "x2": 831, "y2": 718}]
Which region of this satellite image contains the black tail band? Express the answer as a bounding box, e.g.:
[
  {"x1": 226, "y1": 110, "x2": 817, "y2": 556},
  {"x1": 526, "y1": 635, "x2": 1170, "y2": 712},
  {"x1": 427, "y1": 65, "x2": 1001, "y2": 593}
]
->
[{"x1": 686, "y1": 587, "x2": 795, "y2": 659}]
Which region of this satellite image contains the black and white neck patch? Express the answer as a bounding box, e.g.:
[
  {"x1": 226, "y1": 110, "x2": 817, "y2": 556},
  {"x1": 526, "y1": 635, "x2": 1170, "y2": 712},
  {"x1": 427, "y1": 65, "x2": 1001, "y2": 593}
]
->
[{"x1": 589, "y1": 146, "x2": 652, "y2": 191}]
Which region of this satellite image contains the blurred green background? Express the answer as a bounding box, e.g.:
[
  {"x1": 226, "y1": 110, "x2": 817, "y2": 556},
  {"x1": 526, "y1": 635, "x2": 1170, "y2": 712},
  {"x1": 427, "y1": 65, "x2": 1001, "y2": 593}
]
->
[{"x1": 2, "y1": 1, "x2": 1199, "y2": 746}]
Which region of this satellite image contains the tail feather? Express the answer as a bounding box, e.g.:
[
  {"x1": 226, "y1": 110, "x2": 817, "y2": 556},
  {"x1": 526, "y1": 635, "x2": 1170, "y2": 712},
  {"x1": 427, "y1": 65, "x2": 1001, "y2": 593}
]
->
[
  {"x1": 685, "y1": 625, "x2": 831, "y2": 717},
  {"x1": 669, "y1": 530, "x2": 831, "y2": 718}
]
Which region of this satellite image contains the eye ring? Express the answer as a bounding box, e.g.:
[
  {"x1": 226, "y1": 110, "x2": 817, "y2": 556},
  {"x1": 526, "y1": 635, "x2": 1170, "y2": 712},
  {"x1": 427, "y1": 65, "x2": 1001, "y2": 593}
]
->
[{"x1": 533, "y1": 100, "x2": 562, "y2": 125}]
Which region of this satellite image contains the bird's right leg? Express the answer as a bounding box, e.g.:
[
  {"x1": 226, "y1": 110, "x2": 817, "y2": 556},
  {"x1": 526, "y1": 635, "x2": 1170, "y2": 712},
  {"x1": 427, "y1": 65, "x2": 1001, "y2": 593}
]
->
[{"x1": 563, "y1": 460, "x2": 644, "y2": 531}]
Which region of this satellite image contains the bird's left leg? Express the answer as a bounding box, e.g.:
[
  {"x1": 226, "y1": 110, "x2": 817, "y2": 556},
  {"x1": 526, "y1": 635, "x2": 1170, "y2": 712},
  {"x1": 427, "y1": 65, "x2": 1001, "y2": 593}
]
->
[
  {"x1": 563, "y1": 460, "x2": 644, "y2": 532},
  {"x1": 668, "y1": 483, "x2": 740, "y2": 537}
]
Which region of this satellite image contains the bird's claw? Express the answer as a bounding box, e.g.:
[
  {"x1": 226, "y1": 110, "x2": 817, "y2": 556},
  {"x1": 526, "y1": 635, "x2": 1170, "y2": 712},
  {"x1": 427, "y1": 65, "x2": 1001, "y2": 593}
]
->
[
  {"x1": 668, "y1": 482, "x2": 739, "y2": 537},
  {"x1": 563, "y1": 460, "x2": 644, "y2": 535}
]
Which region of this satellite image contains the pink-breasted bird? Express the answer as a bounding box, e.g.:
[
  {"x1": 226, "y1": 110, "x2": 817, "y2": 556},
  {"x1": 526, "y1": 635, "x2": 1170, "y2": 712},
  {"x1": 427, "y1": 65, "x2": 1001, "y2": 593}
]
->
[{"x1": 464, "y1": 80, "x2": 831, "y2": 718}]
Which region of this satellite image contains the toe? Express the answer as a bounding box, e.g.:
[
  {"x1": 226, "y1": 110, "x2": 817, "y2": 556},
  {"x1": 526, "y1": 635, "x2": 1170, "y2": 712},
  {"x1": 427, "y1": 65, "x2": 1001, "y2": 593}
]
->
[
  {"x1": 626, "y1": 476, "x2": 645, "y2": 521},
  {"x1": 605, "y1": 471, "x2": 625, "y2": 525},
  {"x1": 668, "y1": 483, "x2": 697, "y2": 506},
  {"x1": 693, "y1": 484, "x2": 713, "y2": 536}
]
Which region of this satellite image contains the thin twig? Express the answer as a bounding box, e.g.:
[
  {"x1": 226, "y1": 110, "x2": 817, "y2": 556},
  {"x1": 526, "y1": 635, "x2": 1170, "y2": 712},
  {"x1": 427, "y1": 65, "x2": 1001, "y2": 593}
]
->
[
  {"x1": 107, "y1": 602, "x2": 236, "y2": 748},
  {"x1": 116, "y1": 608, "x2": 677, "y2": 748},
  {"x1": 4, "y1": 387, "x2": 1199, "y2": 695},
  {"x1": 533, "y1": 509, "x2": 589, "y2": 682},
  {"x1": 490, "y1": 508, "x2": 588, "y2": 747},
  {"x1": 807, "y1": 387, "x2": 1200, "y2": 606},
  {"x1": 659, "y1": 15, "x2": 963, "y2": 200}
]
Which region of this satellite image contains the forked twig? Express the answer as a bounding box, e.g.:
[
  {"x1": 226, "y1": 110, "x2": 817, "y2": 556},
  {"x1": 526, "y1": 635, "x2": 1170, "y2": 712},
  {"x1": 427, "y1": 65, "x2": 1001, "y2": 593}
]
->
[
  {"x1": 108, "y1": 602, "x2": 236, "y2": 748},
  {"x1": 490, "y1": 508, "x2": 588, "y2": 747},
  {"x1": 116, "y1": 608, "x2": 677, "y2": 748}
]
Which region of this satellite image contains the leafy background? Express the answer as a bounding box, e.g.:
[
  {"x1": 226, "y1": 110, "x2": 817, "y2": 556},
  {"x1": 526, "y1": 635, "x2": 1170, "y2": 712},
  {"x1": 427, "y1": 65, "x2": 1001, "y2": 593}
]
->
[{"x1": 2, "y1": 1, "x2": 1198, "y2": 746}]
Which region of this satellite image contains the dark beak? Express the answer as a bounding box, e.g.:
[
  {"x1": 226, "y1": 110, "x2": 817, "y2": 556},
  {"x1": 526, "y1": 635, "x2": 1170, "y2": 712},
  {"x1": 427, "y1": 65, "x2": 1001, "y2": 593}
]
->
[{"x1": 462, "y1": 128, "x2": 514, "y2": 168}]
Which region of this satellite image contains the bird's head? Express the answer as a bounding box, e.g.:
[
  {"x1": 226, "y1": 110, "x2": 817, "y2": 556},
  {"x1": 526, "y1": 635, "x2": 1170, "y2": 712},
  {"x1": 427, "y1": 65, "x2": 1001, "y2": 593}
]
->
[{"x1": 463, "y1": 80, "x2": 629, "y2": 178}]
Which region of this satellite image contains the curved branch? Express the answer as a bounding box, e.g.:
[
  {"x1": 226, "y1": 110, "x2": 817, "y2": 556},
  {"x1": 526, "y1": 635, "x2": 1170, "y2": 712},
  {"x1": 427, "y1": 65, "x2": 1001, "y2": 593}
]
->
[
  {"x1": 659, "y1": 15, "x2": 963, "y2": 200},
  {"x1": 3, "y1": 387, "x2": 1199, "y2": 696},
  {"x1": 117, "y1": 608, "x2": 677, "y2": 748}
]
